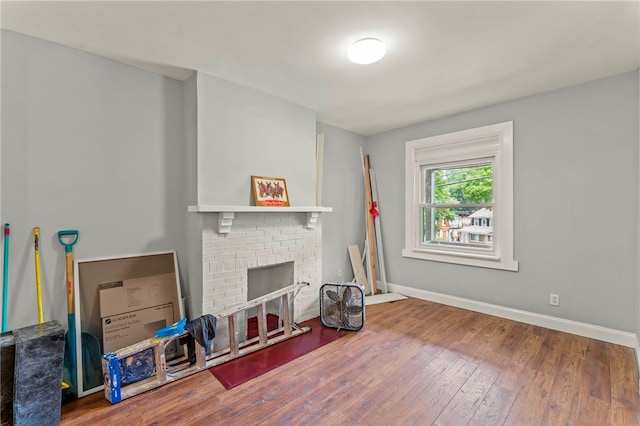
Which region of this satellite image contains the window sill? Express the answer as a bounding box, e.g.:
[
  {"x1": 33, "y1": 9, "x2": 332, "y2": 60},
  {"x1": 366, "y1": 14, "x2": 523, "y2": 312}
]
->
[{"x1": 402, "y1": 248, "x2": 518, "y2": 271}]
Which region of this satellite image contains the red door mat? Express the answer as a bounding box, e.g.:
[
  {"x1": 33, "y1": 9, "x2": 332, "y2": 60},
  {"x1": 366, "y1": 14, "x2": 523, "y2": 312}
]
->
[{"x1": 209, "y1": 316, "x2": 350, "y2": 389}]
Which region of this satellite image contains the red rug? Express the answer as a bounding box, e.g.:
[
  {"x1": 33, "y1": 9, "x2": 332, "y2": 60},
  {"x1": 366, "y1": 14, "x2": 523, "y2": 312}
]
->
[
  {"x1": 209, "y1": 316, "x2": 350, "y2": 389},
  {"x1": 246, "y1": 313, "x2": 280, "y2": 339}
]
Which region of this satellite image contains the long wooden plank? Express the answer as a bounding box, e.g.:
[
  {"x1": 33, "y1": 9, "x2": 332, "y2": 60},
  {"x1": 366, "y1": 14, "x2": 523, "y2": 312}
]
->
[
  {"x1": 363, "y1": 155, "x2": 378, "y2": 294},
  {"x1": 348, "y1": 244, "x2": 367, "y2": 288},
  {"x1": 369, "y1": 168, "x2": 387, "y2": 293}
]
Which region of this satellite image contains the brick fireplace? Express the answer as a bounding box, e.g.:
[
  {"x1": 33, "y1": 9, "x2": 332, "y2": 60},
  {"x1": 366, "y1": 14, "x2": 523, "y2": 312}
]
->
[
  {"x1": 201, "y1": 211, "x2": 322, "y2": 319},
  {"x1": 187, "y1": 207, "x2": 330, "y2": 333}
]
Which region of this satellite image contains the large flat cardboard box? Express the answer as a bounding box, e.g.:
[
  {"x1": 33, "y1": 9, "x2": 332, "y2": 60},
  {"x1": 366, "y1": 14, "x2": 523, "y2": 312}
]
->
[
  {"x1": 101, "y1": 303, "x2": 175, "y2": 353},
  {"x1": 99, "y1": 273, "x2": 178, "y2": 353}
]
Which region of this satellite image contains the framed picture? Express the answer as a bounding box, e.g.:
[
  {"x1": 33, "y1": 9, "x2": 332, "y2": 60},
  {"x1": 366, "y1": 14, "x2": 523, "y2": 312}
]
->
[
  {"x1": 73, "y1": 250, "x2": 184, "y2": 397},
  {"x1": 251, "y1": 176, "x2": 290, "y2": 207}
]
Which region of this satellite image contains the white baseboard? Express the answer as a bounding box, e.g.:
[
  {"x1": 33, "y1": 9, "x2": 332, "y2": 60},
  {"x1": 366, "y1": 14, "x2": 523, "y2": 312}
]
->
[
  {"x1": 635, "y1": 339, "x2": 640, "y2": 389},
  {"x1": 387, "y1": 282, "x2": 639, "y2": 348}
]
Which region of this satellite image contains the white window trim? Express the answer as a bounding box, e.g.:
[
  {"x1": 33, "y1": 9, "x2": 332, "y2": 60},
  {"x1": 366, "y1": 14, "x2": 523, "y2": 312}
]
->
[{"x1": 403, "y1": 121, "x2": 518, "y2": 271}]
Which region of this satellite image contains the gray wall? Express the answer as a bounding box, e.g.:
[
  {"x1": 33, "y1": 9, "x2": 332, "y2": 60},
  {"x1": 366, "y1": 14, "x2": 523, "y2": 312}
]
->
[
  {"x1": 195, "y1": 72, "x2": 317, "y2": 206},
  {"x1": 367, "y1": 71, "x2": 639, "y2": 332},
  {"x1": 317, "y1": 123, "x2": 367, "y2": 284},
  {"x1": 1, "y1": 30, "x2": 186, "y2": 330},
  {"x1": 2, "y1": 29, "x2": 638, "y2": 338},
  {"x1": 183, "y1": 72, "x2": 321, "y2": 319}
]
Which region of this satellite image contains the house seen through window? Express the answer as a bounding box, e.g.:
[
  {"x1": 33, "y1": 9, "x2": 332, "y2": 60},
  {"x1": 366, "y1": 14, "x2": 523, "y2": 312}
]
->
[{"x1": 422, "y1": 163, "x2": 494, "y2": 250}]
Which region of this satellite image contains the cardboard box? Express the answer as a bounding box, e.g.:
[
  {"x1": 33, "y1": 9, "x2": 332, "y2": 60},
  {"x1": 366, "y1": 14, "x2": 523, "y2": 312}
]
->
[
  {"x1": 101, "y1": 303, "x2": 175, "y2": 353},
  {"x1": 99, "y1": 273, "x2": 178, "y2": 353},
  {"x1": 99, "y1": 273, "x2": 176, "y2": 318}
]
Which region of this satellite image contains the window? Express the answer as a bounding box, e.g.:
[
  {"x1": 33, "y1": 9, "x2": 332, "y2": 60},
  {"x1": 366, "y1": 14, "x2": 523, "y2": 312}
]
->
[
  {"x1": 422, "y1": 163, "x2": 493, "y2": 250},
  {"x1": 404, "y1": 121, "x2": 518, "y2": 271}
]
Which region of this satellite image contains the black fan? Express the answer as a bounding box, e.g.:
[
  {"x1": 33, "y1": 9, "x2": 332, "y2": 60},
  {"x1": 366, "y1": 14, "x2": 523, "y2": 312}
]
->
[{"x1": 320, "y1": 283, "x2": 365, "y2": 331}]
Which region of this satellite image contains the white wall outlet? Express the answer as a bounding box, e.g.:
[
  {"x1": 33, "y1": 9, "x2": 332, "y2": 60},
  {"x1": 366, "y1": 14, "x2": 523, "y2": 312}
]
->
[
  {"x1": 549, "y1": 293, "x2": 560, "y2": 306},
  {"x1": 337, "y1": 269, "x2": 343, "y2": 280}
]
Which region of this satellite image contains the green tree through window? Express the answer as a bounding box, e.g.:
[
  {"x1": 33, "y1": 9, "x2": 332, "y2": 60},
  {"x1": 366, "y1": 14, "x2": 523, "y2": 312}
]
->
[
  {"x1": 446, "y1": 166, "x2": 493, "y2": 204},
  {"x1": 424, "y1": 164, "x2": 493, "y2": 245}
]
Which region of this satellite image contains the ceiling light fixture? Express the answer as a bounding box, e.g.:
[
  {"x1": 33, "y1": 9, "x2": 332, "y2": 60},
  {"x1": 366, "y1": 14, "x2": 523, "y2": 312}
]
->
[{"x1": 348, "y1": 38, "x2": 386, "y2": 65}]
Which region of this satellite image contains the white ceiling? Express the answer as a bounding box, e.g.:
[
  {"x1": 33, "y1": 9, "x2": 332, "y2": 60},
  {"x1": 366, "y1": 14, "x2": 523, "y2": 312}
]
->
[{"x1": 2, "y1": 1, "x2": 639, "y2": 136}]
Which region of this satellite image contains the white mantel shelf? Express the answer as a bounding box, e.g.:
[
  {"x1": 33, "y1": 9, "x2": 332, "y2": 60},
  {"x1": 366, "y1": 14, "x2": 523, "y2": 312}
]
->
[
  {"x1": 187, "y1": 205, "x2": 332, "y2": 233},
  {"x1": 188, "y1": 205, "x2": 332, "y2": 213}
]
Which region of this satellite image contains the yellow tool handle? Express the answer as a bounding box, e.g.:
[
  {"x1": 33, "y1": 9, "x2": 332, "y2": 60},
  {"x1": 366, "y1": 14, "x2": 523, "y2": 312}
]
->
[
  {"x1": 34, "y1": 227, "x2": 44, "y2": 323},
  {"x1": 66, "y1": 252, "x2": 74, "y2": 315}
]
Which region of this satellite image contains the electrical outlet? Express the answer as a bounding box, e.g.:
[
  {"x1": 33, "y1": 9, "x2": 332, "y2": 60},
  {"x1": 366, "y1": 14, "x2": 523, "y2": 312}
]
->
[
  {"x1": 337, "y1": 269, "x2": 343, "y2": 280},
  {"x1": 549, "y1": 293, "x2": 560, "y2": 306}
]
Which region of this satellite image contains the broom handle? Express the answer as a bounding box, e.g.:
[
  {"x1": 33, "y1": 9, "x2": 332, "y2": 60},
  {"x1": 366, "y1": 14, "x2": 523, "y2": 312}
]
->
[
  {"x1": 2, "y1": 224, "x2": 9, "y2": 332},
  {"x1": 66, "y1": 252, "x2": 73, "y2": 315},
  {"x1": 65, "y1": 251, "x2": 77, "y2": 392},
  {"x1": 34, "y1": 227, "x2": 44, "y2": 323}
]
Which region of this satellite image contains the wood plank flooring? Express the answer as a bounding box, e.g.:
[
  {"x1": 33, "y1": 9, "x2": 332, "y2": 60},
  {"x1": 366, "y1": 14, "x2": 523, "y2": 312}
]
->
[{"x1": 60, "y1": 297, "x2": 640, "y2": 425}]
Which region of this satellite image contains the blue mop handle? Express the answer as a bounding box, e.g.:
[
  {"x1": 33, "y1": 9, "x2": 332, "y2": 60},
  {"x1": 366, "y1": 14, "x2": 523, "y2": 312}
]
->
[{"x1": 2, "y1": 224, "x2": 10, "y2": 332}]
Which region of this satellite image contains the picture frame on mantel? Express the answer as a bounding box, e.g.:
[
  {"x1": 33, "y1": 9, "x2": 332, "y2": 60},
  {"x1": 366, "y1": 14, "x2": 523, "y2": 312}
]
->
[{"x1": 251, "y1": 176, "x2": 290, "y2": 207}]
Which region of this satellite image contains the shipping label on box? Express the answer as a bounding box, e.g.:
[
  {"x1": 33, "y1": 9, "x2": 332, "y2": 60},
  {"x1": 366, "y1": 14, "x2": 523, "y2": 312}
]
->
[
  {"x1": 101, "y1": 303, "x2": 175, "y2": 353},
  {"x1": 99, "y1": 273, "x2": 177, "y2": 318}
]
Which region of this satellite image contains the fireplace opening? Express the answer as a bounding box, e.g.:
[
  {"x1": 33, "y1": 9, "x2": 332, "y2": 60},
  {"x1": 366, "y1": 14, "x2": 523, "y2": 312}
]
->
[
  {"x1": 248, "y1": 261, "x2": 295, "y2": 300},
  {"x1": 241, "y1": 261, "x2": 295, "y2": 339}
]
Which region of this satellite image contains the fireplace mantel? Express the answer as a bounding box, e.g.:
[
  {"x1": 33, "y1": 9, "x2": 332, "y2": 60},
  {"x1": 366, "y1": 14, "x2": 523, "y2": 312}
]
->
[{"x1": 187, "y1": 205, "x2": 332, "y2": 233}]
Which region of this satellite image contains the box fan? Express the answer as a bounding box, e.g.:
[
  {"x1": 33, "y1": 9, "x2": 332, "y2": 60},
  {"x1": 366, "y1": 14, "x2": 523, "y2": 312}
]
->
[{"x1": 320, "y1": 283, "x2": 365, "y2": 331}]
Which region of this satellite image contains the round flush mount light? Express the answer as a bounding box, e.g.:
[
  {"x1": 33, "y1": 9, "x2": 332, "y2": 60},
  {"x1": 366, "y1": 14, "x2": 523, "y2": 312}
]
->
[{"x1": 348, "y1": 38, "x2": 386, "y2": 64}]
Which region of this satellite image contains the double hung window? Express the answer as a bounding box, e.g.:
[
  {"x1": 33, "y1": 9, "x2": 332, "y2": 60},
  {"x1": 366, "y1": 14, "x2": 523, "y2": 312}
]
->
[{"x1": 404, "y1": 121, "x2": 517, "y2": 271}]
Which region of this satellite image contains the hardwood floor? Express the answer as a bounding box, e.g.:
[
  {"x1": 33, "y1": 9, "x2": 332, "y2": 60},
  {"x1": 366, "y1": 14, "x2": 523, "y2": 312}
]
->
[{"x1": 60, "y1": 297, "x2": 640, "y2": 425}]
